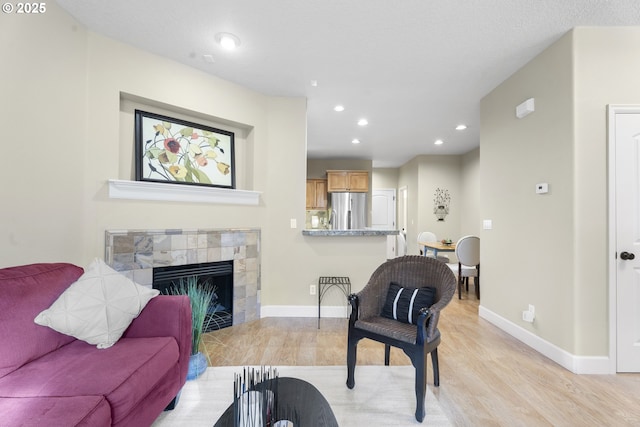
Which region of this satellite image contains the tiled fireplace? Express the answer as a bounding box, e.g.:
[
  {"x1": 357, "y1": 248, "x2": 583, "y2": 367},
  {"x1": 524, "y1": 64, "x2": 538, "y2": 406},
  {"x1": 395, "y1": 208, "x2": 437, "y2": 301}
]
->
[{"x1": 104, "y1": 228, "x2": 260, "y2": 325}]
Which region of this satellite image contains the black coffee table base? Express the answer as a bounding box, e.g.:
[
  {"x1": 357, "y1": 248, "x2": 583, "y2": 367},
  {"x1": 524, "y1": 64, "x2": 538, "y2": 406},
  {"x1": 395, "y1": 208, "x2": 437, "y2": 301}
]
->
[{"x1": 214, "y1": 377, "x2": 338, "y2": 427}]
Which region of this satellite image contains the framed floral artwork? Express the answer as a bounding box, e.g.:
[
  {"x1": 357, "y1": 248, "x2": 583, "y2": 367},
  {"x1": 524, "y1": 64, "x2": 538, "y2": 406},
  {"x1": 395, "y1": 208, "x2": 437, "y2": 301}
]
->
[{"x1": 134, "y1": 110, "x2": 235, "y2": 189}]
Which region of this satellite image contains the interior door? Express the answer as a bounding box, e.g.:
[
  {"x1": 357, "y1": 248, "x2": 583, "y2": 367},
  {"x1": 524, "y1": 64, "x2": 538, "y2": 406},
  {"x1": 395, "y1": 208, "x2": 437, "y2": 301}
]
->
[
  {"x1": 611, "y1": 106, "x2": 640, "y2": 372},
  {"x1": 372, "y1": 189, "x2": 396, "y2": 229}
]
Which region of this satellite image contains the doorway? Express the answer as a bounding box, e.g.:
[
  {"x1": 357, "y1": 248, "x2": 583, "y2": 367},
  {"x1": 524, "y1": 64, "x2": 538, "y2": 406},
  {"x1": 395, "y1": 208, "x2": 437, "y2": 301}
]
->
[
  {"x1": 608, "y1": 104, "x2": 640, "y2": 373},
  {"x1": 398, "y1": 186, "x2": 408, "y2": 256}
]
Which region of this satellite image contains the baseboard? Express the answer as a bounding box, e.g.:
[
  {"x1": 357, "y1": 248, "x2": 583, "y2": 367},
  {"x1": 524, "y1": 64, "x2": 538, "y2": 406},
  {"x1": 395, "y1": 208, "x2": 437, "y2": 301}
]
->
[
  {"x1": 478, "y1": 305, "x2": 611, "y2": 374},
  {"x1": 261, "y1": 305, "x2": 349, "y2": 319}
]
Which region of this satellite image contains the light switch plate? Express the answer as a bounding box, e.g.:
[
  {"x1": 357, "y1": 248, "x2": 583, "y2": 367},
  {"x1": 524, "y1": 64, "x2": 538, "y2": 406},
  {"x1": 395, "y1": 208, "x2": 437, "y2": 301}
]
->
[
  {"x1": 483, "y1": 219, "x2": 492, "y2": 230},
  {"x1": 290, "y1": 218, "x2": 297, "y2": 229}
]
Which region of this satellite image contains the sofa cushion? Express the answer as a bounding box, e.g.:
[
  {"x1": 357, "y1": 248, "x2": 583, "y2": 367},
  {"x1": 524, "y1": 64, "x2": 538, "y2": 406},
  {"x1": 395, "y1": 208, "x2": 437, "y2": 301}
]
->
[
  {"x1": 0, "y1": 336, "x2": 179, "y2": 425},
  {"x1": 0, "y1": 263, "x2": 84, "y2": 379},
  {"x1": 34, "y1": 258, "x2": 159, "y2": 349},
  {"x1": 0, "y1": 396, "x2": 111, "y2": 427}
]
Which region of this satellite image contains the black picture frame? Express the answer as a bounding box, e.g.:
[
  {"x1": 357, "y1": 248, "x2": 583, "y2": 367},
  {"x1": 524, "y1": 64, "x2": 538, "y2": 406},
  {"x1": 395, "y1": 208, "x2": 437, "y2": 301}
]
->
[{"x1": 134, "y1": 110, "x2": 235, "y2": 189}]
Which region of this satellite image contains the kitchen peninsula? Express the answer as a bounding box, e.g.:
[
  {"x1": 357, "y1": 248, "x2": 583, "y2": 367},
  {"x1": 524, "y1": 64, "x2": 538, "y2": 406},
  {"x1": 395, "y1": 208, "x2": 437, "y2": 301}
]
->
[
  {"x1": 302, "y1": 229, "x2": 398, "y2": 236},
  {"x1": 303, "y1": 228, "x2": 400, "y2": 260}
]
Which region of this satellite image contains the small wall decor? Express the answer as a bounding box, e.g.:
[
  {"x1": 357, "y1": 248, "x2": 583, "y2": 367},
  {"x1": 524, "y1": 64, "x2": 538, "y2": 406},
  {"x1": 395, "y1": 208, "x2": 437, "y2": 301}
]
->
[
  {"x1": 433, "y1": 187, "x2": 450, "y2": 221},
  {"x1": 135, "y1": 110, "x2": 235, "y2": 189}
]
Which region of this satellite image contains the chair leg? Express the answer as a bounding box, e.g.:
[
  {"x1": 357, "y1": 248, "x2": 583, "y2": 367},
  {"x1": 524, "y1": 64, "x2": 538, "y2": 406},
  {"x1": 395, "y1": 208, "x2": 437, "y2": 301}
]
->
[
  {"x1": 457, "y1": 262, "x2": 462, "y2": 299},
  {"x1": 431, "y1": 348, "x2": 440, "y2": 387},
  {"x1": 346, "y1": 335, "x2": 358, "y2": 389},
  {"x1": 384, "y1": 344, "x2": 391, "y2": 365},
  {"x1": 413, "y1": 355, "x2": 427, "y2": 422}
]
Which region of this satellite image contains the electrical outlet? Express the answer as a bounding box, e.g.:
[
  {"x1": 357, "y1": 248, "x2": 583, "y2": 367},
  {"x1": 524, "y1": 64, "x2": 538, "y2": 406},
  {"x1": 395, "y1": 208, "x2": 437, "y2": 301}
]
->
[
  {"x1": 310, "y1": 284, "x2": 316, "y2": 295},
  {"x1": 522, "y1": 310, "x2": 534, "y2": 323},
  {"x1": 522, "y1": 304, "x2": 535, "y2": 323}
]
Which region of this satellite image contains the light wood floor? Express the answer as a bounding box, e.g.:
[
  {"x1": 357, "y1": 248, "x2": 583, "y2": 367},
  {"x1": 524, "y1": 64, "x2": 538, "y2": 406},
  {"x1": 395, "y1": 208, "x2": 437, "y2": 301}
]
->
[{"x1": 203, "y1": 290, "x2": 640, "y2": 426}]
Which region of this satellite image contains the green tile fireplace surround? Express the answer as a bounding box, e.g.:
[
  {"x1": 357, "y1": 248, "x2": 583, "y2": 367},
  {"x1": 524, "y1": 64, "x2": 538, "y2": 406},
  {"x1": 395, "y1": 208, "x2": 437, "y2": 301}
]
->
[{"x1": 105, "y1": 228, "x2": 260, "y2": 325}]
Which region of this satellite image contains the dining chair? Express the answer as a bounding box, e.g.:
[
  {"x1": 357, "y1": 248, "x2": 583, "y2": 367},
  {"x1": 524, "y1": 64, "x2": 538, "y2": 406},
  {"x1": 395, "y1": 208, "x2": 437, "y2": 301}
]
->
[
  {"x1": 416, "y1": 231, "x2": 450, "y2": 262},
  {"x1": 346, "y1": 255, "x2": 456, "y2": 422},
  {"x1": 447, "y1": 235, "x2": 480, "y2": 299}
]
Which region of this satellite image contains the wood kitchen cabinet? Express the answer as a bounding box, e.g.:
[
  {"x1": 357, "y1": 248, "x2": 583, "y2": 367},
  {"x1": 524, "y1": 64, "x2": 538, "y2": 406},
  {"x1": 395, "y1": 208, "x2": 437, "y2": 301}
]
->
[
  {"x1": 306, "y1": 179, "x2": 327, "y2": 209},
  {"x1": 326, "y1": 170, "x2": 369, "y2": 192}
]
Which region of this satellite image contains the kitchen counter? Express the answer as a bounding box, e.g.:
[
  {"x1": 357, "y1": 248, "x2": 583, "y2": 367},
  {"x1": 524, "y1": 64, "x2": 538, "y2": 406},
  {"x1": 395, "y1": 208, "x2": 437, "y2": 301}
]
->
[{"x1": 302, "y1": 229, "x2": 399, "y2": 236}]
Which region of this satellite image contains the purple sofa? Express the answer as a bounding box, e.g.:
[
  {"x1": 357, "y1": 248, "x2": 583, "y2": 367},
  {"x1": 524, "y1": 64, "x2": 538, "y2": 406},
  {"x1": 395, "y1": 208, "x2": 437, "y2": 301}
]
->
[{"x1": 0, "y1": 263, "x2": 192, "y2": 427}]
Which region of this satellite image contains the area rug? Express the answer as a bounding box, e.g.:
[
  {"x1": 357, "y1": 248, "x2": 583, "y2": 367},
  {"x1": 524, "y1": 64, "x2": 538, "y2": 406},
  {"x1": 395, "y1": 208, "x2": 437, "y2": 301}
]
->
[{"x1": 152, "y1": 365, "x2": 451, "y2": 426}]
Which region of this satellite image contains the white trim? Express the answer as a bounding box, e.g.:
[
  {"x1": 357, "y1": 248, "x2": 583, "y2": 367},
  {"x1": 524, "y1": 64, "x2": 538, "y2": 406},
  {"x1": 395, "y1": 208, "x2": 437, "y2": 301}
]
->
[
  {"x1": 261, "y1": 305, "x2": 349, "y2": 319},
  {"x1": 479, "y1": 305, "x2": 610, "y2": 374},
  {"x1": 108, "y1": 179, "x2": 261, "y2": 205}
]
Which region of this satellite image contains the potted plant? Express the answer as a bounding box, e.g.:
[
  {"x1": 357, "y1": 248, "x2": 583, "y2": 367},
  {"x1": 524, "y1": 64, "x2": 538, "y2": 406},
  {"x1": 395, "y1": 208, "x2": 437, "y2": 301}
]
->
[{"x1": 166, "y1": 275, "x2": 217, "y2": 380}]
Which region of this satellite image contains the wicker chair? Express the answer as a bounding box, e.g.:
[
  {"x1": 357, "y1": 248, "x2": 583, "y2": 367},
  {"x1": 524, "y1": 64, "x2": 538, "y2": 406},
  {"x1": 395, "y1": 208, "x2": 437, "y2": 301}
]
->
[{"x1": 346, "y1": 255, "x2": 456, "y2": 422}]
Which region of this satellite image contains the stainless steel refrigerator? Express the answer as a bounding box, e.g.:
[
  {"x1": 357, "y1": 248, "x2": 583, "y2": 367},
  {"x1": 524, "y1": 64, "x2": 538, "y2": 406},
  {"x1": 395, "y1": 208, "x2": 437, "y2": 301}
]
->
[{"x1": 330, "y1": 192, "x2": 367, "y2": 230}]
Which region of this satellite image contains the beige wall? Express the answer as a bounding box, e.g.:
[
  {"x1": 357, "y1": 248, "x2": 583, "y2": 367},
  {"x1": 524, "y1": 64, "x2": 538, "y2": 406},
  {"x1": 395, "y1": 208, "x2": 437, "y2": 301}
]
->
[
  {"x1": 0, "y1": 6, "x2": 87, "y2": 265},
  {"x1": 481, "y1": 27, "x2": 640, "y2": 357},
  {"x1": 1, "y1": 3, "x2": 389, "y2": 310},
  {"x1": 398, "y1": 155, "x2": 464, "y2": 255},
  {"x1": 481, "y1": 31, "x2": 576, "y2": 352},
  {"x1": 460, "y1": 148, "x2": 481, "y2": 237},
  {"x1": 572, "y1": 27, "x2": 640, "y2": 354},
  {"x1": 372, "y1": 168, "x2": 399, "y2": 189}
]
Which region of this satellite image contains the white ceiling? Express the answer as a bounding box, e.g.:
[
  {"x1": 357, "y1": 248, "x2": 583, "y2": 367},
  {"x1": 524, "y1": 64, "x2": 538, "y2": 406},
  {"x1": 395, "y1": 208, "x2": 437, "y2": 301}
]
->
[{"x1": 56, "y1": 0, "x2": 640, "y2": 167}]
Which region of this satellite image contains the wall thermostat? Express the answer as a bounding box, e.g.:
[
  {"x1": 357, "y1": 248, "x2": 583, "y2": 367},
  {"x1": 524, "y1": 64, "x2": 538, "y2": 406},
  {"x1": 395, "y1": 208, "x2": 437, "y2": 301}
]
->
[{"x1": 536, "y1": 183, "x2": 549, "y2": 194}]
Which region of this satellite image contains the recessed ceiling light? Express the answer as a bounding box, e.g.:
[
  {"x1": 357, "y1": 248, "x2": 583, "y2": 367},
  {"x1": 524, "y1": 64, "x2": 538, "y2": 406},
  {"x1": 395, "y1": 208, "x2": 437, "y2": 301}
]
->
[
  {"x1": 215, "y1": 32, "x2": 240, "y2": 50},
  {"x1": 455, "y1": 124, "x2": 467, "y2": 130},
  {"x1": 334, "y1": 105, "x2": 345, "y2": 112},
  {"x1": 357, "y1": 119, "x2": 368, "y2": 126},
  {"x1": 434, "y1": 139, "x2": 444, "y2": 145},
  {"x1": 310, "y1": 80, "x2": 318, "y2": 87},
  {"x1": 352, "y1": 138, "x2": 361, "y2": 144}
]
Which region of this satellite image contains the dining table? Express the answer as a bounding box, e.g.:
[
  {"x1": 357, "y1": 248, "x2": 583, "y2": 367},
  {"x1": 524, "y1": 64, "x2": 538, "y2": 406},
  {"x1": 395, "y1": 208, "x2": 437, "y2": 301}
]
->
[{"x1": 419, "y1": 241, "x2": 456, "y2": 258}]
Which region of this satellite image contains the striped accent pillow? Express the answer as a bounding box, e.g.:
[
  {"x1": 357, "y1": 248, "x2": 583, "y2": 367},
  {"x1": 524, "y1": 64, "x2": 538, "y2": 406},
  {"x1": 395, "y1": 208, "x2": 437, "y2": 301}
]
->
[{"x1": 381, "y1": 282, "x2": 436, "y2": 325}]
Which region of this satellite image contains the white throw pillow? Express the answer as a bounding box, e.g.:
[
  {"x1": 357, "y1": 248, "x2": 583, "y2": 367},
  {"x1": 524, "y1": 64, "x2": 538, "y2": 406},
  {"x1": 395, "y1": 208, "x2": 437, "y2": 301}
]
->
[{"x1": 34, "y1": 258, "x2": 159, "y2": 349}]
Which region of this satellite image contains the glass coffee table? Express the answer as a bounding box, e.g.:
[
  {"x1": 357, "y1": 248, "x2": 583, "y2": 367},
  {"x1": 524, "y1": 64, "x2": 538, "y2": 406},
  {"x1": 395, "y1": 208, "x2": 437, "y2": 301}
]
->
[{"x1": 214, "y1": 376, "x2": 338, "y2": 426}]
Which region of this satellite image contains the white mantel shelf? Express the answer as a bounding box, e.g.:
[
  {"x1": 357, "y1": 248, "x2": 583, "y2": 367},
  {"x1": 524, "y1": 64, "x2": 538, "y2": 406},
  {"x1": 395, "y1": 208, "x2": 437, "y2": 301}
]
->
[{"x1": 108, "y1": 179, "x2": 261, "y2": 205}]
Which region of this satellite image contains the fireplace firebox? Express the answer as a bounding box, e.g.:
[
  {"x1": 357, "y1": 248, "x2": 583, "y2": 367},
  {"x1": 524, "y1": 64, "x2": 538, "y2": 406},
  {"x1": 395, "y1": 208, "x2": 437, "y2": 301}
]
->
[{"x1": 152, "y1": 260, "x2": 233, "y2": 331}]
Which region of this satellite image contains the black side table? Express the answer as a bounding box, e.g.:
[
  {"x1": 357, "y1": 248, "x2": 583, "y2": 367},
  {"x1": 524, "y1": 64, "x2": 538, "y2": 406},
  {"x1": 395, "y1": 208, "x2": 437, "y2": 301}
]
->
[{"x1": 317, "y1": 276, "x2": 351, "y2": 328}]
